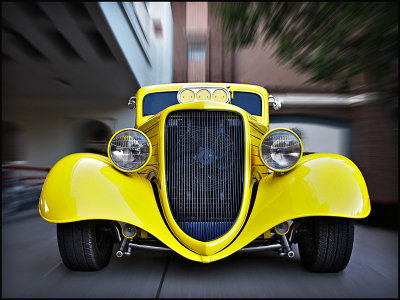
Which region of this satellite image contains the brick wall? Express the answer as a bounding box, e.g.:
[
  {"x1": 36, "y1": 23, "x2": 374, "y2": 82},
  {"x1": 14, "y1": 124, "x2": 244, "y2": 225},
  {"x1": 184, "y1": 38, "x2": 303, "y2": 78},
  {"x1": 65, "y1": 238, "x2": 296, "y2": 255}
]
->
[
  {"x1": 351, "y1": 103, "x2": 398, "y2": 205},
  {"x1": 171, "y1": 2, "x2": 187, "y2": 83}
]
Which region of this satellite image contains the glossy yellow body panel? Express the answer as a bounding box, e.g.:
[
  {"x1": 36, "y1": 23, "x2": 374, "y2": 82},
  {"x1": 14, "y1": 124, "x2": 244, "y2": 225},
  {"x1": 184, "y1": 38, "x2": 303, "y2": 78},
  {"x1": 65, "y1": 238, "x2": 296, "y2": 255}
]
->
[
  {"x1": 39, "y1": 152, "x2": 370, "y2": 263},
  {"x1": 39, "y1": 153, "x2": 203, "y2": 262},
  {"x1": 39, "y1": 82, "x2": 371, "y2": 263},
  {"x1": 209, "y1": 153, "x2": 370, "y2": 262},
  {"x1": 135, "y1": 83, "x2": 269, "y2": 128},
  {"x1": 248, "y1": 118, "x2": 269, "y2": 179},
  {"x1": 156, "y1": 101, "x2": 254, "y2": 255}
]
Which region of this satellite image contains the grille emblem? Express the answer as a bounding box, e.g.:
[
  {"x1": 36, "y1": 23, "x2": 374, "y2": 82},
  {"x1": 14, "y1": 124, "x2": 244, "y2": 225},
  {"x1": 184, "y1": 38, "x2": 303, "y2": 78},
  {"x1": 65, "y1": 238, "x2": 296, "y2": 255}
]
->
[{"x1": 198, "y1": 148, "x2": 214, "y2": 165}]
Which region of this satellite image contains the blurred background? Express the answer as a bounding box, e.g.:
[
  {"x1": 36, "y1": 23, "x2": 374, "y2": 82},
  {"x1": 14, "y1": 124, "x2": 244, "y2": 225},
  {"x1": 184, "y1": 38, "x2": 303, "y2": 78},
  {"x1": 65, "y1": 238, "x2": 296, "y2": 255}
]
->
[{"x1": 2, "y1": 2, "x2": 398, "y2": 229}]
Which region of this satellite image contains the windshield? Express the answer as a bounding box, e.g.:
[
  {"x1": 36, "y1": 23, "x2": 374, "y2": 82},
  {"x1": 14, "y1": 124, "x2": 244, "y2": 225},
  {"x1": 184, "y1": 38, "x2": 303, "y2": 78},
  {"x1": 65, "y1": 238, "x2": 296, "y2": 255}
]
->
[
  {"x1": 231, "y1": 92, "x2": 262, "y2": 116},
  {"x1": 142, "y1": 91, "x2": 179, "y2": 116},
  {"x1": 142, "y1": 91, "x2": 262, "y2": 116}
]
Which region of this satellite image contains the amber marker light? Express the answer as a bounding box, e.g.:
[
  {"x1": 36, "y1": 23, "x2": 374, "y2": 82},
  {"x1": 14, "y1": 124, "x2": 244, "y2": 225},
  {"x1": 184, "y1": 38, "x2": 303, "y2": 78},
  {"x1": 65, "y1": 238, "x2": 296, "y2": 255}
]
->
[
  {"x1": 196, "y1": 89, "x2": 211, "y2": 100},
  {"x1": 212, "y1": 89, "x2": 228, "y2": 102},
  {"x1": 180, "y1": 89, "x2": 195, "y2": 103}
]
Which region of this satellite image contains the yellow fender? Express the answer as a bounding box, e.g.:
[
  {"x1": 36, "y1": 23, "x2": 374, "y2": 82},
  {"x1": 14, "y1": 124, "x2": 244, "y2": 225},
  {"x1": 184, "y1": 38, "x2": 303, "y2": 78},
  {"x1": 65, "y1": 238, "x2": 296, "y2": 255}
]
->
[
  {"x1": 39, "y1": 153, "x2": 202, "y2": 262},
  {"x1": 210, "y1": 153, "x2": 371, "y2": 262},
  {"x1": 39, "y1": 153, "x2": 370, "y2": 263}
]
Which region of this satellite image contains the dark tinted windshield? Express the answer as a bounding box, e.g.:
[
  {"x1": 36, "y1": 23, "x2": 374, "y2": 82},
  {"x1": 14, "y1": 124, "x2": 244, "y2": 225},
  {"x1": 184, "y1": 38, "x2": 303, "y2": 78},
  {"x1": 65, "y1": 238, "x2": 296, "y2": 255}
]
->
[
  {"x1": 231, "y1": 92, "x2": 262, "y2": 116},
  {"x1": 142, "y1": 91, "x2": 262, "y2": 116},
  {"x1": 142, "y1": 91, "x2": 179, "y2": 116}
]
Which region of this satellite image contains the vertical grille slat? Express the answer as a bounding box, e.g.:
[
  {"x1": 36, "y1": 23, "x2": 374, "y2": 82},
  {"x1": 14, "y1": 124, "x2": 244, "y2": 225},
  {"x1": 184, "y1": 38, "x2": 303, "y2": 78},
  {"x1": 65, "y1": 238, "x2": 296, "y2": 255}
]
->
[{"x1": 165, "y1": 110, "x2": 245, "y2": 242}]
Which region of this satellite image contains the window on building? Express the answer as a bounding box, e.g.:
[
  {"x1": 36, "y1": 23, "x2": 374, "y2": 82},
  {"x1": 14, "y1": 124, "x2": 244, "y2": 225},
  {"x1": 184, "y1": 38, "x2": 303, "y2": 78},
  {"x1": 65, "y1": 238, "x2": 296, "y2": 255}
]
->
[
  {"x1": 188, "y1": 42, "x2": 206, "y2": 61},
  {"x1": 153, "y1": 18, "x2": 163, "y2": 38}
]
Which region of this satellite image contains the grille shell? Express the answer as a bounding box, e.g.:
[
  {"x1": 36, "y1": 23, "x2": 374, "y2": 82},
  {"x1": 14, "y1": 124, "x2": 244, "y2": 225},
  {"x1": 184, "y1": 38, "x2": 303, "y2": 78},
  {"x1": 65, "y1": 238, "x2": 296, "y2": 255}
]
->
[{"x1": 164, "y1": 110, "x2": 245, "y2": 241}]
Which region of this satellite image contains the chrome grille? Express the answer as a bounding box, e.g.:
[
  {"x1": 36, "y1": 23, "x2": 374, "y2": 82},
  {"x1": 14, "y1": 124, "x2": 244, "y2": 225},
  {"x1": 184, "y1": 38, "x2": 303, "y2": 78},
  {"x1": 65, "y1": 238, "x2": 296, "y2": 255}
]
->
[{"x1": 165, "y1": 110, "x2": 245, "y2": 241}]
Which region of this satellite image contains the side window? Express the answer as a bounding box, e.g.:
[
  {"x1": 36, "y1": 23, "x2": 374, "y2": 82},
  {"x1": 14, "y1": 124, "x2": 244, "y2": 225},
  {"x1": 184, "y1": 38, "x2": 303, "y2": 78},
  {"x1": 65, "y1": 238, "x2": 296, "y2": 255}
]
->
[
  {"x1": 142, "y1": 91, "x2": 179, "y2": 116},
  {"x1": 231, "y1": 92, "x2": 262, "y2": 116}
]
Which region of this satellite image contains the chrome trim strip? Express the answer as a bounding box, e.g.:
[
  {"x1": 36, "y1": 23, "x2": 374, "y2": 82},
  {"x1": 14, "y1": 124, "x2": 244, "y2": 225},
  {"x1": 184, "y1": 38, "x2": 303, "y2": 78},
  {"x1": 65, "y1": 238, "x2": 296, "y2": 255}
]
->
[
  {"x1": 239, "y1": 244, "x2": 282, "y2": 252},
  {"x1": 128, "y1": 243, "x2": 172, "y2": 252},
  {"x1": 127, "y1": 242, "x2": 282, "y2": 253}
]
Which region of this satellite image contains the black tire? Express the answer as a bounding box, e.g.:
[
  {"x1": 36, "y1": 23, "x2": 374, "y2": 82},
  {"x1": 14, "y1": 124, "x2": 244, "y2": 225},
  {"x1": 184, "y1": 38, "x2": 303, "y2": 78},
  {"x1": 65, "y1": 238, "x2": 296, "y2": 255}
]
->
[
  {"x1": 297, "y1": 217, "x2": 354, "y2": 273},
  {"x1": 57, "y1": 220, "x2": 115, "y2": 271}
]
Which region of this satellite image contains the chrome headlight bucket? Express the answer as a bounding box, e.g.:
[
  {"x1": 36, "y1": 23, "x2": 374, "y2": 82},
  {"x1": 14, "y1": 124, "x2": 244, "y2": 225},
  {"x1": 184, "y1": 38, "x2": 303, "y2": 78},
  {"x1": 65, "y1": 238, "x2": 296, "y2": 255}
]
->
[
  {"x1": 107, "y1": 128, "x2": 152, "y2": 172},
  {"x1": 259, "y1": 128, "x2": 303, "y2": 172}
]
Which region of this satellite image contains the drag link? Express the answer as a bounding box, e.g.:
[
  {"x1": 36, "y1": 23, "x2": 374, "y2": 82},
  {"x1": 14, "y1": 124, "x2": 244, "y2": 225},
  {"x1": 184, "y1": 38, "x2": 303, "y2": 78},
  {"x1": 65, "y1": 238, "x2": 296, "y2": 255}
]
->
[
  {"x1": 116, "y1": 237, "x2": 128, "y2": 258},
  {"x1": 279, "y1": 234, "x2": 295, "y2": 258},
  {"x1": 125, "y1": 246, "x2": 132, "y2": 256}
]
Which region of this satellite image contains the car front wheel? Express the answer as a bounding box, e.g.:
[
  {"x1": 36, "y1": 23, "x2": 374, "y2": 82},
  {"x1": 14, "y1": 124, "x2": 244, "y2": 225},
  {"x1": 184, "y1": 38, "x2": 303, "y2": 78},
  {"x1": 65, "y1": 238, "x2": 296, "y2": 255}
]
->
[
  {"x1": 297, "y1": 217, "x2": 354, "y2": 273},
  {"x1": 57, "y1": 220, "x2": 115, "y2": 271}
]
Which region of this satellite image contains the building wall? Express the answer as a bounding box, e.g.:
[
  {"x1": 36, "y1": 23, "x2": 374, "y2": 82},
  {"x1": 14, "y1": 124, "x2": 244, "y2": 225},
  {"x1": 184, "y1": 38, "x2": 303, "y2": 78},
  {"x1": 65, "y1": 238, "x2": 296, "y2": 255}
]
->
[
  {"x1": 2, "y1": 2, "x2": 174, "y2": 170},
  {"x1": 99, "y1": 2, "x2": 173, "y2": 86},
  {"x1": 171, "y1": 2, "x2": 398, "y2": 208},
  {"x1": 172, "y1": 2, "x2": 187, "y2": 83},
  {"x1": 233, "y1": 41, "x2": 338, "y2": 93},
  {"x1": 351, "y1": 104, "x2": 398, "y2": 205},
  {"x1": 2, "y1": 103, "x2": 135, "y2": 168},
  {"x1": 270, "y1": 117, "x2": 351, "y2": 156},
  {"x1": 207, "y1": 2, "x2": 233, "y2": 83},
  {"x1": 186, "y1": 2, "x2": 208, "y2": 82}
]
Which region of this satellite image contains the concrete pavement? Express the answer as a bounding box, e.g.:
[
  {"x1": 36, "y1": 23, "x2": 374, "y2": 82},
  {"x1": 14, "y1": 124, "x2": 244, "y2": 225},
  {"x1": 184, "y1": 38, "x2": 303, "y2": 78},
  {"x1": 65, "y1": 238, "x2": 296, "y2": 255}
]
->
[{"x1": 2, "y1": 212, "x2": 398, "y2": 298}]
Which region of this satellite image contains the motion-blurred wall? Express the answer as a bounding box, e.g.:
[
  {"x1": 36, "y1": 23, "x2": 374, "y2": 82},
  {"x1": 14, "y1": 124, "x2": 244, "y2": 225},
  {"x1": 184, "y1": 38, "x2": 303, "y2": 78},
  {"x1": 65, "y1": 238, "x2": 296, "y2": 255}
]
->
[
  {"x1": 2, "y1": 2, "x2": 173, "y2": 167},
  {"x1": 171, "y1": 2, "x2": 398, "y2": 227},
  {"x1": 2, "y1": 2, "x2": 174, "y2": 215}
]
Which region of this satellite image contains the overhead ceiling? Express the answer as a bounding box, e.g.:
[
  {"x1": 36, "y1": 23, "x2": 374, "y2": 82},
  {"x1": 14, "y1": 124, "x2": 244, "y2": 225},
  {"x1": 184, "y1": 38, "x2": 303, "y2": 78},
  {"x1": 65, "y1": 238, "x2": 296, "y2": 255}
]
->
[{"x1": 2, "y1": 2, "x2": 140, "y2": 107}]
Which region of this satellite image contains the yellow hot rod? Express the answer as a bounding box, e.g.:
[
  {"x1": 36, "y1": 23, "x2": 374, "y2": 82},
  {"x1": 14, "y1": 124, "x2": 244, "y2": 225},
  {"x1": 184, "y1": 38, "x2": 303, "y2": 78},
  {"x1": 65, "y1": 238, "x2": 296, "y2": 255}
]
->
[{"x1": 39, "y1": 83, "x2": 370, "y2": 272}]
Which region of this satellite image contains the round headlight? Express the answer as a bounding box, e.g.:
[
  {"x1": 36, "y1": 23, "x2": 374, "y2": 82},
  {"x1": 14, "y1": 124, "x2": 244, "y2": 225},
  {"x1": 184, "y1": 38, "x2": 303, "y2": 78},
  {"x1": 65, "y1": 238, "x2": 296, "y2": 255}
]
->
[
  {"x1": 259, "y1": 128, "x2": 302, "y2": 172},
  {"x1": 107, "y1": 129, "x2": 152, "y2": 172}
]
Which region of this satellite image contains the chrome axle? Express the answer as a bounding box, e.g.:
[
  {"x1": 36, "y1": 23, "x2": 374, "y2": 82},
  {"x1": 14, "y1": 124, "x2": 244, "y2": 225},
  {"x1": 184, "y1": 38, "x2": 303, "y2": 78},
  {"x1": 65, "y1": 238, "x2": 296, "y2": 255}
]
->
[{"x1": 114, "y1": 222, "x2": 296, "y2": 258}]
